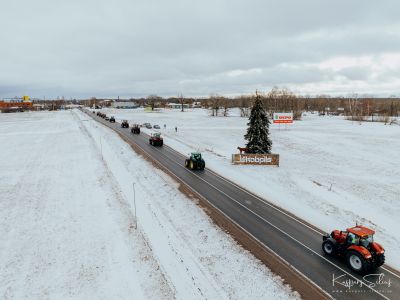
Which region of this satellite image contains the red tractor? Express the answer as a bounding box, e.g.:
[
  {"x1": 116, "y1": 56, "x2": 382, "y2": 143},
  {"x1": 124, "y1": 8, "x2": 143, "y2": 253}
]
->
[
  {"x1": 322, "y1": 225, "x2": 385, "y2": 274},
  {"x1": 149, "y1": 133, "x2": 163, "y2": 146}
]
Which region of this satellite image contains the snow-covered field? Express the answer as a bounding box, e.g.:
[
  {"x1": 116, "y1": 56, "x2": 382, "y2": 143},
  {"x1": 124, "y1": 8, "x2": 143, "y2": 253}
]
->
[
  {"x1": 0, "y1": 110, "x2": 298, "y2": 299},
  {"x1": 101, "y1": 107, "x2": 400, "y2": 270}
]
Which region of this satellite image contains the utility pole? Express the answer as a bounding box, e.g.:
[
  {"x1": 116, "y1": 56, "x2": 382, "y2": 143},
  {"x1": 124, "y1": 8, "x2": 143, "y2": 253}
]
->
[
  {"x1": 132, "y1": 183, "x2": 137, "y2": 229},
  {"x1": 100, "y1": 136, "x2": 103, "y2": 160}
]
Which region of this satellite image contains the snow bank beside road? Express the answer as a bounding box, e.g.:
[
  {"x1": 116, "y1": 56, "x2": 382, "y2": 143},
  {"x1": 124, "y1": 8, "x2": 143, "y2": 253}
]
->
[
  {"x1": 101, "y1": 107, "x2": 400, "y2": 270},
  {"x1": 0, "y1": 111, "x2": 171, "y2": 299}
]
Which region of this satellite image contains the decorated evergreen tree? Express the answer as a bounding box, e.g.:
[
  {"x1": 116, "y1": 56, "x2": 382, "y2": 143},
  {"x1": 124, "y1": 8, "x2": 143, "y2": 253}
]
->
[{"x1": 244, "y1": 92, "x2": 272, "y2": 154}]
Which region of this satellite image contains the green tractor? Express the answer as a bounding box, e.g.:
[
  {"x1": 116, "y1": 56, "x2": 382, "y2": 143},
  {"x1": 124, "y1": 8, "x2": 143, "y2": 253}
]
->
[{"x1": 185, "y1": 152, "x2": 205, "y2": 170}]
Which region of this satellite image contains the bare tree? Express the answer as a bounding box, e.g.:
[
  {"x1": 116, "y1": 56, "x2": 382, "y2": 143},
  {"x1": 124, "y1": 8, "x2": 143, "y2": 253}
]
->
[
  {"x1": 209, "y1": 94, "x2": 222, "y2": 116},
  {"x1": 147, "y1": 94, "x2": 162, "y2": 111},
  {"x1": 238, "y1": 96, "x2": 252, "y2": 117},
  {"x1": 348, "y1": 93, "x2": 360, "y2": 121},
  {"x1": 178, "y1": 94, "x2": 185, "y2": 112},
  {"x1": 221, "y1": 97, "x2": 230, "y2": 116},
  {"x1": 265, "y1": 87, "x2": 302, "y2": 120}
]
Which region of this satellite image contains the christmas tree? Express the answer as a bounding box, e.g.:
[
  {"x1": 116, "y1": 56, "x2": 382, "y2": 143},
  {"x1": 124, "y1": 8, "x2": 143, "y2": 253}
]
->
[{"x1": 244, "y1": 92, "x2": 272, "y2": 154}]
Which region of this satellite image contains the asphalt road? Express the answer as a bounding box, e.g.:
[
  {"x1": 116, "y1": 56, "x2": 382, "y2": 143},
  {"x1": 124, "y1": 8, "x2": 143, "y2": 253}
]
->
[{"x1": 86, "y1": 110, "x2": 400, "y2": 300}]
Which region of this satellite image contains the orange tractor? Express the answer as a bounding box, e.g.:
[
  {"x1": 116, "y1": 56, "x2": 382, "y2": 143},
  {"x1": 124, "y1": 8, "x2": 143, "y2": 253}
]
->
[{"x1": 322, "y1": 225, "x2": 385, "y2": 274}]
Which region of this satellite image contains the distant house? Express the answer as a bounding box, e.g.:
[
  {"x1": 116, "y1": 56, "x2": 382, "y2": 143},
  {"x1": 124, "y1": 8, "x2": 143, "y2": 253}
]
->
[
  {"x1": 111, "y1": 101, "x2": 139, "y2": 109},
  {"x1": 192, "y1": 101, "x2": 202, "y2": 108},
  {"x1": 99, "y1": 99, "x2": 112, "y2": 107},
  {"x1": 64, "y1": 104, "x2": 82, "y2": 109},
  {"x1": 167, "y1": 103, "x2": 189, "y2": 109},
  {"x1": 33, "y1": 104, "x2": 44, "y2": 110}
]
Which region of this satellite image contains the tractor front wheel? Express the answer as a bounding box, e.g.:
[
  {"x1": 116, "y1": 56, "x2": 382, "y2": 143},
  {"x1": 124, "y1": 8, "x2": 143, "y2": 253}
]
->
[
  {"x1": 198, "y1": 160, "x2": 205, "y2": 170},
  {"x1": 346, "y1": 251, "x2": 370, "y2": 274},
  {"x1": 185, "y1": 159, "x2": 189, "y2": 168},
  {"x1": 189, "y1": 160, "x2": 194, "y2": 170},
  {"x1": 322, "y1": 240, "x2": 336, "y2": 256}
]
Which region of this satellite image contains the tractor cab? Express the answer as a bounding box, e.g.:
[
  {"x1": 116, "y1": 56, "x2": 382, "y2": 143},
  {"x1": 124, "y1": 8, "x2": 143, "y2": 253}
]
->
[
  {"x1": 191, "y1": 152, "x2": 202, "y2": 161},
  {"x1": 346, "y1": 226, "x2": 375, "y2": 247}
]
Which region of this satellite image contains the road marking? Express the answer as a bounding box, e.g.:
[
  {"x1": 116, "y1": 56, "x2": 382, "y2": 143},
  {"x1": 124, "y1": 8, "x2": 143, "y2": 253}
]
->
[
  {"x1": 103, "y1": 124, "x2": 333, "y2": 299},
  {"x1": 123, "y1": 129, "x2": 390, "y2": 299},
  {"x1": 86, "y1": 110, "x2": 396, "y2": 298},
  {"x1": 104, "y1": 118, "x2": 389, "y2": 299},
  {"x1": 161, "y1": 142, "x2": 324, "y2": 235}
]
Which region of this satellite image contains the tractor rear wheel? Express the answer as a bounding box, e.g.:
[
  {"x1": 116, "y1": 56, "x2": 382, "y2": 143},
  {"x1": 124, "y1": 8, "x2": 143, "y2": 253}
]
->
[
  {"x1": 322, "y1": 240, "x2": 336, "y2": 256},
  {"x1": 346, "y1": 251, "x2": 370, "y2": 274},
  {"x1": 375, "y1": 253, "x2": 385, "y2": 268}
]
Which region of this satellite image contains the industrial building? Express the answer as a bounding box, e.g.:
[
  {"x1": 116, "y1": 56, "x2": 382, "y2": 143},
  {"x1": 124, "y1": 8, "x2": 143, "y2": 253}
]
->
[{"x1": 0, "y1": 96, "x2": 33, "y2": 112}]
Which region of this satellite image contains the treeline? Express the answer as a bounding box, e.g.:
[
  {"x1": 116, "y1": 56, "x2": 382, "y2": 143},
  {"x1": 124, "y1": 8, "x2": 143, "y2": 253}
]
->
[
  {"x1": 200, "y1": 88, "x2": 400, "y2": 120},
  {"x1": 80, "y1": 88, "x2": 400, "y2": 120}
]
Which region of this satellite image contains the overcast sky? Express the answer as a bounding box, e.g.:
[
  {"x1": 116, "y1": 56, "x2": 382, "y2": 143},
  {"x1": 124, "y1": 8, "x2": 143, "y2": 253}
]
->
[{"x1": 1, "y1": 0, "x2": 399, "y2": 98}]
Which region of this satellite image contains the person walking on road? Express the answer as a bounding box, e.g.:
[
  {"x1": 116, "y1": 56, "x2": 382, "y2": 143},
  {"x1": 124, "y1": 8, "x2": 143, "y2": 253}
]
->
[{"x1": 175, "y1": 126, "x2": 177, "y2": 133}]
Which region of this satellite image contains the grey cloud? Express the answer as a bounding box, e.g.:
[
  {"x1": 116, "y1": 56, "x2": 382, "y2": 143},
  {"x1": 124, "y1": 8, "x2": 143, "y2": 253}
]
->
[{"x1": 1, "y1": 0, "x2": 400, "y2": 98}]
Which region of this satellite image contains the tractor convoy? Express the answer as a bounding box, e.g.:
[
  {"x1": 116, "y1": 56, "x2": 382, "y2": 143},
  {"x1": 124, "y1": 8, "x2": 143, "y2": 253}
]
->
[
  {"x1": 90, "y1": 109, "x2": 387, "y2": 277},
  {"x1": 322, "y1": 225, "x2": 385, "y2": 274}
]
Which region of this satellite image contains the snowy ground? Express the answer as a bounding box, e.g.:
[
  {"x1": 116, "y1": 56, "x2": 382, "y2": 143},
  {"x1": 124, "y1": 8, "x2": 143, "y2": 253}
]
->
[
  {"x1": 0, "y1": 110, "x2": 298, "y2": 300},
  {"x1": 100, "y1": 107, "x2": 400, "y2": 270}
]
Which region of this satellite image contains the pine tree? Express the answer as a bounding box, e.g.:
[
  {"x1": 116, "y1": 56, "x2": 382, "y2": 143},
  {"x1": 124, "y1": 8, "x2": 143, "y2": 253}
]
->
[{"x1": 244, "y1": 93, "x2": 272, "y2": 154}]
